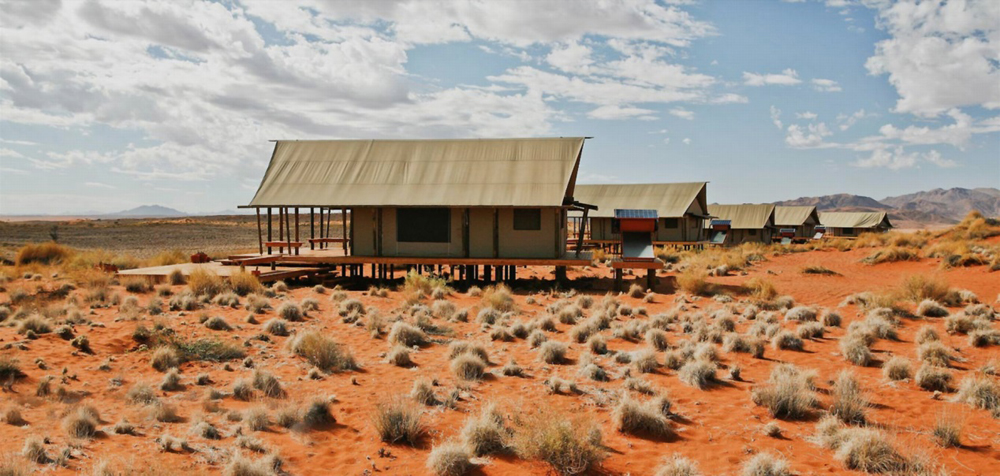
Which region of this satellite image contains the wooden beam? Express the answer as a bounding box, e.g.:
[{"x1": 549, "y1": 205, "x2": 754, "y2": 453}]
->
[
  {"x1": 576, "y1": 207, "x2": 589, "y2": 257},
  {"x1": 285, "y1": 207, "x2": 292, "y2": 254},
  {"x1": 266, "y1": 207, "x2": 273, "y2": 254},
  {"x1": 255, "y1": 208, "x2": 263, "y2": 255},
  {"x1": 310, "y1": 208, "x2": 315, "y2": 249},
  {"x1": 342, "y1": 208, "x2": 348, "y2": 255},
  {"x1": 294, "y1": 207, "x2": 299, "y2": 255}
]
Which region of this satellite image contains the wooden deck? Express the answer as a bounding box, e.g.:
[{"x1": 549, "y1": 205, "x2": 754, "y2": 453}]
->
[
  {"x1": 237, "y1": 247, "x2": 594, "y2": 267},
  {"x1": 117, "y1": 262, "x2": 324, "y2": 283}
]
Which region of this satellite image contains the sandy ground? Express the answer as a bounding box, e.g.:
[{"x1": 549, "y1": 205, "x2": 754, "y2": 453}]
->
[{"x1": 1, "y1": 245, "x2": 998, "y2": 475}]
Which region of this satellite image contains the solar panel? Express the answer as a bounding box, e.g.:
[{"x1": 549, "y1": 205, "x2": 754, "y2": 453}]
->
[
  {"x1": 614, "y1": 209, "x2": 658, "y2": 219},
  {"x1": 709, "y1": 230, "x2": 727, "y2": 244},
  {"x1": 710, "y1": 219, "x2": 731, "y2": 227}
]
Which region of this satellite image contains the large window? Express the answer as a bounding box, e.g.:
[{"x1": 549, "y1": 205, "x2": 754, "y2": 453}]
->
[
  {"x1": 513, "y1": 208, "x2": 542, "y2": 231},
  {"x1": 842, "y1": 228, "x2": 855, "y2": 236},
  {"x1": 749, "y1": 229, "x2": 757, "y2": 236},
  {"x1": 662, "y1": 218, "x2": 679, "y2": 228},
  {"x1": 397, "y1": 208, "x2": 450, "y2": 243}
]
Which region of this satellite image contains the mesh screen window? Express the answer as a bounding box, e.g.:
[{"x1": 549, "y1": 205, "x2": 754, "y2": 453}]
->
[
  {"x1": 513, "y1": 208, "x2": 542, "y2": 231},
  {"x1": 397, "y1": 208, "x2": 450, "y2": 243}
]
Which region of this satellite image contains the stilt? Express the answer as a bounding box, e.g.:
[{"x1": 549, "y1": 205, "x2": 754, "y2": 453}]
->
[
  {"x1": 309, "y1": 208, "x2": 315, "y2": 250},
  {"x1": 614, "y1": 269, "x2": 623, "y2": 293},
  {"x1": 266, "y1": 208, "x2": 273, "y2": 255},
  {"x1": 647, "y1": 269, "x2": 655, "y2": 290},
  {"x1": 255, "y1": 208, "x2": 263, "y2": 255},
  {"x1": 485, "y1": 265, "x2": 492, "y2": 282},
  {"x1": 294, "y1": 207, "x2": 299, "y2": 255}
]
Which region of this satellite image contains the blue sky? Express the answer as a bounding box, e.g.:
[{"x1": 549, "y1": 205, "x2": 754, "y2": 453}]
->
[{"x1": 1, "y1": 0, "x2": 998, "y2": 215}]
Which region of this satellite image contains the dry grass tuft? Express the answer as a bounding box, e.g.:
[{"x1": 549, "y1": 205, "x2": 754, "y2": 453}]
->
[
  {"x1": 613, "y1": 396, "x2": 673, "y2": 437},
  {"x1": 915, "y1": 363, "x2": 952, "y2": 392},
  {"x1": 538, "y1": 341, "x2": 568, "y2": 364},
  {"x1": 461, "y1": 403, "x2": 512, "y2": 456},
  {"x1": 16, "y1": 242, "x2": 72, "y2": 266},
  {"x1": 512, "y1": 410, "x2": 604, "y2": 476},
  {"x1": 229, "y1": 270, "x2": 264, "y2": 296},
  {"x1": 751, "y1": 364, "x2": 816, "y2": 419},
  {"x1": 654, "y1": 454, "x2": 702, "y2": 476},
  {"x1": 426, "y1": 441, "x2": 473, "y2": 476},
  {"x1": 829, "y1": 371, "x2": 867, "y2": 424},
  {"x1": 372, "y1": 396, "x2": 425, "y2": 445},
  {"x1": 451, "y1": 354, "x2": 487, "y2": 381},
  {"x1": 288, "y1": 332, "x2": 356, "y2": 372},
  {"x1": 187, "y1": 268, "x2": 225, "y2": 297},
  {"x1": 881, "y1": 357, "x2": 912, "y2": 381},
  {"x1": 676, "y1": 269, "x2": 713, "y2": 296},
  {"x1": 741, "y1": 452, "x2": 791, "y2": 476},
  {"x1": 63, "y1": 405, "x2": 99, "y2": 438}
]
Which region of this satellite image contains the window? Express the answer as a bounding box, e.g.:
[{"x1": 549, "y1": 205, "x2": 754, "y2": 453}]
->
[
  {"x1": 397, "y1": 208, "x2": 450, "y2": 243},
  {"x1": 842, "y1": 228, "x2": 855, "y2": 236},
  {"x1": 513, "y1": 208, "x2": 541, "y2": 231},
  {"x1": 662, "y1": 218, "x2": 679, "y2": 228},
  {"x1": 749, "y1": 229, "x2": 757, "y2": 236}
]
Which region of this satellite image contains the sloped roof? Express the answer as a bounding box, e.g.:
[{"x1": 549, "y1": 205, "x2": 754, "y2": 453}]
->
[
  {"x1": 247, "y1": 138, "x2": 586, "y2": 207},
  {"x1": 819, "y1": 211, "x2": 892, "y2": 229},
  {"x1": 574, "y1": 183, "x2": 707, "y2": 218},
  {"x1": 707, "y1": 204, "x2": 775, "y2": 229},
  {"x1": 775, "y1": 206, "x2": 820, "y2": 227}
]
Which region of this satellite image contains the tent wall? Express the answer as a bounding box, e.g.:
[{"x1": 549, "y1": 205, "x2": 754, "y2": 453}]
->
[
  {"x1": 498, "y1": 208, "x2": 563, "y2": 258},
  {"x1": 727, "y1": 228, "x2": 772, "y2": 245},
  {"x1": 468, "y1": 208, "x2": 494, "y2": 257},
  {"x1": 380, "y1": 207, "x2": 465, "y2": 258},
  {"x1": 351, "y1": 207, "x2": 376, "y2": 256},
  {"x1": 591, "y1": 213, "x2": 706, "y2": 242}
]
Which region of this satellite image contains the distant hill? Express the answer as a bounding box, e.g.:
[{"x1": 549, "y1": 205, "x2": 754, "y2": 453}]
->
[
  {"x1": 105, "y1": 205, "x2": 187, "y2": 218},
  {"x1": 773, "y1": 187, "x2": 999, "y2": 228},
  {"x1": 880, "y1": 187, "x2": 1000, "y2": 219},
  {"x1": 775, "y1": 193, "x2": 891, "y2": 210}
]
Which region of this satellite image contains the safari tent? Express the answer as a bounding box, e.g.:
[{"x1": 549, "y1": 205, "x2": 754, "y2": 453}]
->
[
  {"x1": 818, "y1": 211, "x2": 893, "y2": 237},
  {"x1": 245, "y1": 138, "x2": 593, "y2": 260},
  {"x1": 573, "y1": 182, "x2": 710, "y2": 245},
  {"x1": 774, "y1": 206, "x2": 821, "y2": 239},
  {"x1": 705, "y1": 204, "x2": 776, "y2": 245}
]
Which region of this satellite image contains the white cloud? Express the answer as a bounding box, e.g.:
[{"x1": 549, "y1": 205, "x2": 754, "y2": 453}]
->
[
  {"x1": 85, "y1": 182, "x2": 117, "y2": 189},
  {"x1": 546, "y1": 41, "x2": 594, "y2": 74},
  {"x1": 811, "y1": 78, "x2": 842, "y2": 92},
  {"x1": 851, "y1": 146, "x2": 954, "y2": 170},
  {"x1": 785, "y1": 123, "x2": 833, "y2": 148},
  {"x1": 668, "y1": 107, "x2": 694, "y2": 120},
  {"x1": 796, "y1": 111, "x2": 817, "y2": 120},
  {"x1": 743, "y1": 68, "x2": 801, "y2": 86},
  {"x1": 587, "y1": 105, "x2": 657, "y2": 120},
  {"x1": 864, "y1": 0, "x2": 1000, "y2": 116},
  {"x1": 682, "y1": 137, "x2": 691, "y2": 145},
  {"x1": 837, "y1": 108, "x2": 869, "y2": 131},
  {"x1": 0, "y1": 148, "x2": 25, "y2": 158},
  {"x1": 770, "y1": 105, "x2": 783, "y2": 130}
]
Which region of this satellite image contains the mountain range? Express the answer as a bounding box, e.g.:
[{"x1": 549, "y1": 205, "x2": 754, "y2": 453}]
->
[{"x1": 774, "y1": 187, "x2": 1000, "y2": 227}]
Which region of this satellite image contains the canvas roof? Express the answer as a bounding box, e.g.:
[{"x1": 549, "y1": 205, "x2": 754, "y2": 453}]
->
[
  {"x1": 819, "y1": 211, "x2": 892, "y2": 229},
  {"x1": 573, "y1": 183, "x2": 707, "y2": 218},
  {"x1": 774, "y1": 206, "x2": 820, "y2": 227},
  {"x1": 706, "y1": 204, "x2": 775, "y2": 229},
  {"x1": 247, "y1": 138, "x2": 586, "y2": 207}
]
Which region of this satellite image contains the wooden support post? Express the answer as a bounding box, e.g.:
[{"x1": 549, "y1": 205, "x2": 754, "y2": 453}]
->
[
  {"x1": 342, "y1": 208, "x2": 348, "y2": 255},
  {"x1": 255, "y1": 208, "x2": 263, "y2": 255},
  {"x1": 266, "y1": 208, "x2": 273, "y2": 255},
  {"x1": 294, "y1": 207, "x2": 299, "y2": 255},
  {"x1": 285, "y1": 207, "x2": 292, "y2": 255},
  {"x1": 278, "y1": 207, "x2": 284, "y2": 249},
  {"x1": 493, "y1": 209, "x2": 499, "y2": 259},
  {"x1": 555, "y1": 266, "x2": 567, "y2": 284},
  {"x1": 576, "y1": 208, "x2": 589, "y2": 257},
  {"x1": 511, "y1": 265, "x2": 517, "y2": 282},
  {"x1": 484, "y1": 265, "x2": 492, "y2": 282},
  {"x1": 647, "y1": 268, "x2": 655, "y2": 291},
  {"x1": 614, "y1": 269, "x2": 623, "y2": 293},
  {"x1": 310, "y1": 208, "x2": 315, "y2": 250}
]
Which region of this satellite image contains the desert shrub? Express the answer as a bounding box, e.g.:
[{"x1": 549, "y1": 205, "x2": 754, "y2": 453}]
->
[
  {"x1": 915, "y1": 299, "x2": 948, "y2": 318},
  {"x1": 388, "y1": 322, "x2": 429, "y2": 347},
  {"x1": 244, "y1": 406, "x2": 270, "y2": 431},
  {"x1": 741, "y1": 452, "x2": 790, "y2": 476},
  {"x1": 63, "y1": 406, "x2": 99, "y2": 438},
  {"x1": 676, "y1": 269, "x2": 713, "y2": 296},
  {"x1": 338, "y1": 298, "x2": 364, "y2": 317},
  {"x1": 22, "y1": 436, "x2": 48, "y2": 464},
  {"x1": 410, "y1": 378, "x2": 437, "y2": 406},
  {"x1": 204, "y1": 316, "x2": 231, "y2": 331},
  {"x1": 426, "y1": 441, "x2": 473, "y2": 476},
  {"x1": 538, "y1": 341, "x2": 567, "y2": 364},
  {"x1": 917, "y1": 341, "x2": 953, "y2": 367},
  {"x1": 303, "y1": 399, "x2": 335, "y2": 428},
  {"x1": 512, "y1": 410, "x2": 604, "y2": 476},
  {"x1": 542, "y1": 376, "x2": 575, "y2": 395},
  {"x1": 15, "y1": 242, "x2": 72, "y2": 266},
  {"x1": 821, "y1": 311, "x2": 842, "y2": 327},
  {"x1": 678, "y1": 360, "x2": 716, "y2": 389},
  {"x1": 175, "y1": 338, "x2": 245, "y2": 362},
  {"x1": 252, "y1": 369, "x2": 283, "y2": 398},
  {"x1": 970, "y1": 329, "x2": 1000, "y2": 347},
  {"x1": 881, "y1": 357, "x2": 912, "y2": 381},
  {"x1": 784, "y1": 306, "x2": 817, "y2": 322},
  {"x1": 160, "y1": 368, "x2": 182, "y2": 391},
  {"x1": 168, "y1": 290, "x2": 199, "y2": 311},
  {"x1": 830, "y1": 371, "x2": 867, "y2": 424},
  {"x1": 501, "y1": 359, "x2": 523, "y2": 377},
  {"x1": 187, "y1": 268, "x2": 225, "y2": 297},
  {"x1": 654, "y1": 454, "x2": 701, "y2": 476},
  {"x1": 645, "y1": 329, "x2": 669, "y2": 351},
  {"x1": 232, "y1": 379, "x2": 255, "y2": 401},
  {"x1": 126, "y1": 383, "x2": 158, "y2": 405},
  {"x1": 448, "y1": 341, "x2": 490, "y2": 362},
  {"x1": 229, "y1": 270, "x2": 263, "y2": 296},
  {"x1": 387, "y1": 346, "x2": 413, "y2": 367},
  {"x1": 263, "y1": 318, "x2": 289, "y2": 336},
  {"x1": 212, "y1": 291, "x2": 240, "y2": 308},
  {"x1": 915, "y1": 325, "x2": 939, "y2": 344},
  {"x1": 633, "y1": 349, "x2": 660, "y2": 373},
  {"x1": 451, "y1": 354, "x2": 486, "y2": 381},
  {"x1": 898, "y1": 274, "x2": 957, "y2": 304},
  {"x1": 150, "y1": 346, "x2": 180, "y2": 372},
  {"x1": 797, "y1": 322, "x2": 825, "y2": 339},
  {"x1": 933, "y1": 414, "x2": 962, "y2": 447},
  {"x1": 167, "y1": 269, "x2": 186, "y2": 285},
  {"x1": 613, "y1": 396, "x2": 672, "y2": 437},
  {"x1": 276, "y1": 301, "x2": 303, "y2": 321},
  {"x1": 862, "y1": 246, "x2": 918, "y2": 265},
  {"x1": 771, "y1": 330, "x2": 804, "y2": 351},
  {"x1": 751, "y1": 364, "x2": 816, "y2": 419},
  {"x1": 288, "y1": 331, "x2": 356, "y2": 372},
  {"x1": 0, "y1": 357, "x2": 22, "y2": 382},
  {"x1": 122, "y1": 276, "x2": 152, "y2": 293},
  {"x1": 481, "y1": 284, "x2": 516, "y2": 313},
  {"x1": 835, "y1": 428, "x2": 911, "y2": 473},
  {"x1": 587, "y1": 334, "x2": 607, "y2": 354},
  {"x1": 954, "y1": 375, "x2": 1000, "y2": 414},
  {"x1": 17, "y1": 315, "x2": 52, "y2": 335},
  {"x1": 915, "y1": 363, "x2": 952, "y2": 391},
  {"x1": 840, "y1": 335, "x2": 873, "y2": 367},
  {"x1": 373, "y1": 396, "x2": 424, "y2": 445},
  {"x1": 244, "y1": 294, "x2": 270, "y2": 314},
  {"x1": 461, "y1": 404, "x2": 511, "y2": 456}
]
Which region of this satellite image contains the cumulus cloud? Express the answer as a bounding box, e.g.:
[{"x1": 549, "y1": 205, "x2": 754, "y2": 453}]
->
[
  {"x1": 796, "y1": 111, "x2": 817, "y2": 120},
  {"x1": 811, "y1": 78, "x2": 841, "y2": 92},
  {"x1": 743, "y1": 68, "x2": 801, "y2": 86},
  {"x1": 588, "y1": 105, "x2": 657, "y2": 120},
  {"x1": 668, "y1": 107, "x2": 694, "y2": 120},
  {"x1": 852, "y1": 146, "x2": 955, "y2": 170},
  {"x1": 770, "y1": 105, "x2": 783, "y2": 130},
  {"x1": 865, "y1": 0, "x2": 1000, "y2": 116},
  {"x1": 785, "y1": 123, "x2": 833, "y2": 148}
]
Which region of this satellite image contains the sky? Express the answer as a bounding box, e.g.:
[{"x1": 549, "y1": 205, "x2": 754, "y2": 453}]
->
[{"x1": 0, "y1": 0, "x2": 998, "y2": 215}]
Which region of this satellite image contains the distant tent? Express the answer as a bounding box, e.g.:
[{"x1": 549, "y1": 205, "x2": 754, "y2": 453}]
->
[{"x1": 818, "y1": 211, "x2": 893, "y2": 237}]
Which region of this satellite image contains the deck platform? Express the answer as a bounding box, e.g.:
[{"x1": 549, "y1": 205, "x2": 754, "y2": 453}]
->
[{"x1": 118, "y1": 262, "x2": 324, "y2": 283}]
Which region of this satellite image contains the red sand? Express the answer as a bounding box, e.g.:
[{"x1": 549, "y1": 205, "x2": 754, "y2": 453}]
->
[{"x1": 1, "y1": 247, "x2": 998, "y2": 475}]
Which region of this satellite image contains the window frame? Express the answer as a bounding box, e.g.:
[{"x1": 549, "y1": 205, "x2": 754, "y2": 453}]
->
[
  {"x1": 512, "y1": 208, "x2": 542, "y2": 231},
  {"x1": 396, "y1": 207, "x2": 451, "y2": 243}
]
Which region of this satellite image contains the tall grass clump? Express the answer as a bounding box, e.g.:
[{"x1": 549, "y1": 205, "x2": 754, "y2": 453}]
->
[
  {"x1": 460, "y1": 403, "x2": 512, "y2": 456},
  {"x1": 512, "y1": 410, "x2": 605, "y2": 476},
  {"x1": 426, "y1": 441, "x2": 473, "y2": 476},
  {"x1": 187, "y1": 268, "x2": 225, "y2": 297},
  {"x1": 229, "y1": 270, "x2": 264, "y2": 296},
  {"x1": 751, "y1": 364, "x2": 816, "y2": 419},
  {"x1": 481, "y1": 284, "x2": 516, "y2": 313},
  {"x1": 372, "y1": 396, "x2": 425, "y2": 445},
  {"x1": 676, "y1": 269, "x2": 713, "y2": 296},
  {"x1": 15, "y1": 242, "x2": 72, "y2": 266},
  {"x1": 612, "y1": 396, "x2": 673, "y2": 437},
  {"x1": 288, "y1": 331, "x2": 356, "y2": 372}
]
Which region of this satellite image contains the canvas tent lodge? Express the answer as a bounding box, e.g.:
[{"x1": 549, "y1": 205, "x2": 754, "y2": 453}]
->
[
  {"x1": 238, "y1": 137, "x2": 596, "y2": 282},
  {"x1": 774, "y1": 206, "x2": 821, "y2": 242},
  {"x1": 818, "y1": 211, "x2": 893, "y2": 237},
  {"x1": 705, "y1": 204, "x2": 776, "y2": 245},
  {"x1": 571, "y1": 182, "x2": 711, "y2": 253}
]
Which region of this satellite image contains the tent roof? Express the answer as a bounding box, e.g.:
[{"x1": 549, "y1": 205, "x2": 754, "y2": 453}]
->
[
  {"x1": 774, "y1": 206, "x2": 820, "y2": 227},
  {"x1": 574, "y1": 182, "x2": 707, "y2": 218},
  {"x1": 247, "y1": 138, "x2": 586, "y2": 207},
  {"x1": 706, "y1": 204, "x2": 775, "y2": 229},
  {"x1": 819, "y1": 211, "x2": 892, "y2": 229}
]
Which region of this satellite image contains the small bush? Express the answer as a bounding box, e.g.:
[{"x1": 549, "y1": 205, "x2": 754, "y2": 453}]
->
[
  {"x1": 633, "y1": 349, "x2": 660, "y2": 373},
  {"x1": 276, "y1": 302, "x2": 303, "y2": 321},
  {"x1": 916, "y1": 299, "x2": 949, "y2": 318},
  {"x1": 512, "y1": 410, "x2": 604, "y2": 475},
  {"x1": 126, "y1": 383, "x2": 158, "y2": 405},
  {"x1": 63, "y1": 406, "x2": 99, "y2": 438},
  {"x1": 915, "y1": 363, "x2": 952, "y2": 391},
  {"x1": 840, "y1": 336, "x2": 873, "y2": 367},
  {"x1": 160, "y1": 368, "x2": 183, "y2": 391},
  {"x1": 881, "y1": 357, "x2": 912, "y2": 381},
  {"x1": 22, "y1": 436, "x2": 48, "y2": 464},
  {"x1": 676, "y1": 269, "x2": 713, "y2": 296},
  {"x1": 538, "y1": 341, "x2": 567, "y2": 364},
  {"x1": 123, "y1": 276, "x2": 152, "y2": 293},
  {"x1": 229, "y1": 270, "x2": 263, "y2": 296},
  {"x1": 233, "y1": 379, "x2": 255, "y2": 401},
  {"x1": 678, "y1": 360, "x2": 716, "y2": 389},
  {"x1": 0, "y1": 357, "x2": 23, "y2": 382},
  {"x1": 613, "y1": 396, "x2": 672, "y2": 437},
  {"x1": 654, "y1": 454, "x2": 702, "y2": 476},
  {"x1": 187, "y1": 268, "x2": 225, "y2": 297},
  {"x1": 830, "y1": 371, "x2": 867, "y2": 424},
  {"x1": 15, "y1": 242, "x2": 72, "y2": 266},
  {"x1": 917, "y1": 341, "x2": 953, "y2": 367},
  {"x1": 954, "y1": 375, "x2": 1000, "y2": 414},
  {"x1": 244, "y1": 406, "x2": 270, "y2": 431},
  {"x1": 410, "y1": 378, "x2": 437, "y2": 406},
  {"x1": 387, "y1": 346, "x2": 413, "y2": 367},
  {"x1": 303, "y1": 399, "x2": 335, "y2": 428},
  {"x1": 204, "y1": 316, "x2": 231, "y2": 331},
  {"x1": 460, "y1": 403, "x2": 511, "y2": 456},
  {"x1": 373, "y1": 397, "x2": 425, "y2": 445},
  {"x1": 480, "y1": 284, "x2": 516, "y2": 313},
  {"x1": 288, "y1": 331, "x2": 356, "y2": 372},
  {"x1": 862, "y1": 246, "x2": 918, "y2": 265},
  {"x1": 451, "y1": 354, "x2": 487, "y2": 381},
  {"x1": 785, "y1": 306, "x2": 817, "y2": 322},
  {"x1": 388, "y1": 322, "x2": 429, "y2": 347},
  {"x1": 741, "y1": 452, "x2": 790, "y2": 476},
  {"x1": 426, "y1": 441, "x2": 473, "y2": 476},
  {"x1": 252, "y1": 369, "x2": 283, "y2": 398},
  {"x1": 751, "y1": 364, "x2": 816, "y2": 419},
  {"x1": 263, "y1": 318, "x2": 289, "y2": 336},
  {"x1": 646, "y1": 329, "x2": 669, "y2": 351},
  {"x1": 771, "y1": 331, "x2": 804, "y2": 351},
  {"x1": 932, "y1": 414, "x2": 962, "y2": 448},
  {"x1": 150, "y1": 347, "x2": 180, "y2": 372}
]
